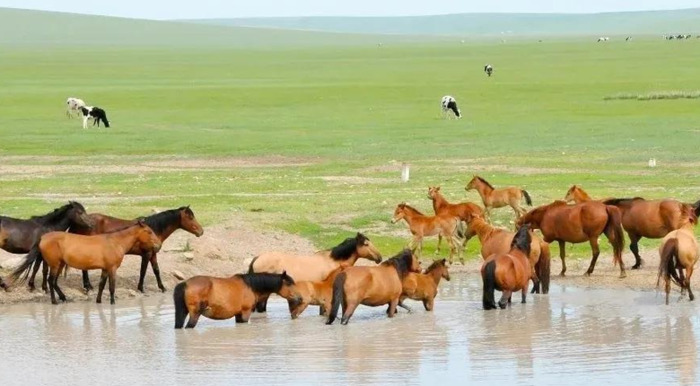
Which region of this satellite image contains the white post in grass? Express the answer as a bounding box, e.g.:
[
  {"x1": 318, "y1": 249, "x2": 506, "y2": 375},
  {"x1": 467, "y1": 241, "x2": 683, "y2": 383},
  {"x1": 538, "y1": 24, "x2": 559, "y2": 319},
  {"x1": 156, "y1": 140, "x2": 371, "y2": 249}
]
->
[
  {"x1": 401, "y1": 163, "x2": 410, "y2": 182},
  {"x1": 648, "y1": 158, "x2": 657, "y2": 168}
]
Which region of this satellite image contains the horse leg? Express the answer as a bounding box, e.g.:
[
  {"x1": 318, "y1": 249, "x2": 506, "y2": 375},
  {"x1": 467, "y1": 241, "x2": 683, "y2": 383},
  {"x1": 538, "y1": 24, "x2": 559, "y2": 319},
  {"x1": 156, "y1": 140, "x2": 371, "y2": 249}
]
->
[
  {"x1": 108, "y1": 268, "x2": 117, "y2": 305},
  {"x1": 498, "y1": 291, "x2": 511, "y2": 309},
  {"x1": 398, "y1": 297, "x2": 412, "y2": 313},
  {"x1": 53, "y1": 263, "x2": 67, "y2": 302},
  {"x1": 82, "y1": 270, "x2": 93, "y2": 292},
  {"x1": 678, "y1": 268, "x2": 686, "y2": 297},
  {"x1": 387, "y1": 298, "x2": 399, "y2": 318},
  {"x1": 41, "y1": 260, "x2": 49, "y2": 293},
  {"x1": 28, "y1": 258, "x2": 42, "y2": 291},
  {"x1": 687, "y1": 266, "x2": 695, "y2": 301},
  {"x1": 584, "y1": 237, "x2": 600, "y2": 276},
  {"x1": 255, "y1": 294, "x2": 270, "y2": 313},
  {"x1": 521, "y1": 285, "x2": 528, "y2": 304},
  {"x1": 629, "y1": 234, "x2": 643, "y2": 269},
  {"x1": 150, "y1": 254, "x2": 166, "y2": 292},
  {"x1": 424, "y1": 296, "x2": 434, "y2": 311},
  {"x1": 96, "y1": 270, "x2": 108, "y2": 304},
  {"x1": 435, "y1": 234, "x2": 442, "y2": 255},
  {"x1": 48, "y1": 272, "x2": 58, "y2": 305},
  {"x1": 137, "y1": 255, "x2": 149, "y2": 293},
  {"x1": 235, "y1": 308, "x2": 252, "y2": 323},
  {"x1": 290, "y1": 302, "x2": 309, "y2": 319},
  {"x1": 319, "y1": 305, "x2": 326, "y2": 316},
  {"x1": 558, "y1": 240, "x2": 567, "y2": 276},
  {"x1": 341, "y1": 301, "x2": 359, "y2": 325},
  {"x1": 665, "y1": 275, "x2": 671, "y2": 305},
  {"x1": 185, "y1": 312, "x2": 200, "y2": 328}
]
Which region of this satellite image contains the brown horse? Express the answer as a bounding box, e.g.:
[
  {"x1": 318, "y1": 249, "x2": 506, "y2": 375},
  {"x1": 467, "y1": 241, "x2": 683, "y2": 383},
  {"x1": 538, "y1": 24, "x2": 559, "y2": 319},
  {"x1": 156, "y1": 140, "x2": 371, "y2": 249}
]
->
[
  {"x1": 11, "y1": 221, "x2": 161, "y2": 304},
  {"x1": 605, "y1": 197, "x2": 700, "y2": 269},
  {"x1": 173, "y1": 271, "x2": 302, "y2": 329},
  {"x1": 398, "y1": 258, "x2": 450, "y2": 312},
  {"x1": 428, "y1": 186, "x2": 483, "y2": 251},
  {"x1": 326, "y1": 249, "x2": 421, "y2": 325},
  {"x1": 250, "y1": 233, "x2": 382, "y2": 312},
  {"x1": 657, "y1": 217, "x2": 699, "y2": 305},
  {"x1": 564, "y1": 185, "x2": 597, "y2": 204},
  {"x1": 517, "y1": 200, "x2": 625, "y2": 277},
  {"x1": 288, "y1": 267, "x2": 345, "y2": 319},
  {"x1": 29, "y1": 206, "x2": 203, "y2": 293},
  {"x1": 465, "y1": 176, "x2": 532, "y2": 218},
  {"x1": 391, "y1": 203, "x2": 460, "y2": 262},
  {"x1": 482, "y1": 224, "x2": 532, "y2": 310},
  {"x1": 465, "y1": 212, "x2": 551, "y2": 294}
]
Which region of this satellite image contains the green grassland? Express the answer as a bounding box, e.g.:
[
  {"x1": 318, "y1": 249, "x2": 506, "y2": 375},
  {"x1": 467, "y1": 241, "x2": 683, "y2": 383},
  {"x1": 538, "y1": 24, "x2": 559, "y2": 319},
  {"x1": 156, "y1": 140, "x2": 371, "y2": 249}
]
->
[{"x1": 1, "y1": 9, "x2": 700, "y2": 261}]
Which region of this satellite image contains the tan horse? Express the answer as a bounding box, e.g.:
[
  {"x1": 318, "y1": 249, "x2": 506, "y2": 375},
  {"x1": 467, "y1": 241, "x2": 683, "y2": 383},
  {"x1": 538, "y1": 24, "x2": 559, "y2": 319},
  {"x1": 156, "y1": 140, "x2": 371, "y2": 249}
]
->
[
  {"x1": 465, "y1": 176, "x2": 532, "y2": 218},
  {"x1": 465, "y1": 212, "x2": 551, "y2": 294},
  {"x1": 481, "y1": 224, "x2": 532, "y2": 309},
  {"x1": 391, "y1": 203, "x2": 460, "y2": 262},
  {"x1": 173, "y1": 271, "x2": 302, "y2": 328},
  {"x1": 288, "y1": 266, "x2": 345, "y2": 319},
  {"x1": 326, "y1": 249, "x2": 421, "y2": 325},
  {"x1": 11, "y1": 221, "x2": 161, "y2": 304},
  {"x1": 657, "y1": 216, "x2": 699, "y2": 305},
  {"x1": 398, "y1": 259, "x2": 450, "y2": 312},
  {"x1": 428, "y1": 186, "x2": 483, "y2": 252},
  {"x1": 250, "y1": 232, "x2": 382, "y2": 312}
]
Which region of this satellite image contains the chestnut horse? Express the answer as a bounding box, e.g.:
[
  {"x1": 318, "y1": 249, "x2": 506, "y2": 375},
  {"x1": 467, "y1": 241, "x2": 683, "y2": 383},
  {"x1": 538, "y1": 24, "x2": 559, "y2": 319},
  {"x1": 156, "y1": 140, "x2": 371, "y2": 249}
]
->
[
  {"x1": 465, "y1": 176, "x2": 532, "y2": 218},
  {"x1": 657, "y1": 216, "x2": 699, "y2": 305},
  {"x1": 326, "y1": 249, "x2": 421, "y2": 325},
  {"x1": 428, "y1": 186, "x2": 484, "y2": 251},
  {"x1": 481, "y1": 224, "x2": 532, "y2": 310},
  {"x1": 173, "y1": 271, "x2": 302, "y2": 329},
  {"x1": 250, "y1": 233, "x2": 382, "y2": 312},
  {"x1": 288, "y1": 267, "x2": 345, "y2": 319},
  {"x1": 604, "y1": 197, "x2": 700, "y2": 269},
  {"x1": 398, "y1": 258, "x2": 450, "y2": 312},
  {"x1": 465, "y1": 212, "x2": 551, "y2": 294},
  {"x1": 391, "y1": 203, "x2": 460, "y2": 262},
  {"x1": 564, "y1": 185, "x2": 598, "y2": 204},
  {"x1": 11, "y1": 221, "x2": 161, "y2": 304},
  {"x1": 517, "y1": 200, "x2": 625, "y2": 278}
]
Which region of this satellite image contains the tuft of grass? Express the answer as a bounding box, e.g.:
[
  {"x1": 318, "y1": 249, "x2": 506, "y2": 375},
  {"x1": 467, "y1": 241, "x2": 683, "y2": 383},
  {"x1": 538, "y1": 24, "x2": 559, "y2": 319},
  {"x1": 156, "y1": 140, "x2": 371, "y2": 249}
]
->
[{"x1": 604, "y1": 90, "x2": 700, "y2": 101}]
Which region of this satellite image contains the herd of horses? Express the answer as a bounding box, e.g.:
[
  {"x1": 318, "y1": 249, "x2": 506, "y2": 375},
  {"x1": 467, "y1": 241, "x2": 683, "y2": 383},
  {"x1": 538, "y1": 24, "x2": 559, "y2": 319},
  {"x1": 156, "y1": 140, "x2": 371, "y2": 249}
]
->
[{"x1": 2, "y1": 175, "x2": 699, "y2": 328}]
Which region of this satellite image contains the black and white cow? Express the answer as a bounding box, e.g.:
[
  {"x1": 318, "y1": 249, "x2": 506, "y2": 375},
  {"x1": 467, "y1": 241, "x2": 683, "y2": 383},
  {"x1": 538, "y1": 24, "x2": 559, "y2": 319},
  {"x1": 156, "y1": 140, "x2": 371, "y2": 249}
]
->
[
  {"x1": 80, "y1": 106, "x2": 110, "y2": 128},
  {"x1": 484, "y1": 64, "x2": 493, "y2": 77},
  {"x1": 441, "y1": 96, "x2": 461, "y2": 119}
]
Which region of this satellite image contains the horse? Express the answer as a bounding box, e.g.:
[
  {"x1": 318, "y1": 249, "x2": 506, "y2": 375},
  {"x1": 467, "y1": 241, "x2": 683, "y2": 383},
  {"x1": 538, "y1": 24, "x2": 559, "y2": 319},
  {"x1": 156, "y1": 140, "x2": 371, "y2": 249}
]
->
[
  {"x1": 11, "y1": 221, "x2": 161, "y2": 305},
  {"x1": 249, "y1": 232, "x2": 382, "y2": 312},
  {"x1": 441, "y1": 95, "x2": 461, "y2": 119},
  {"x1": 564, "y1": 185, "x2": 614, "y2": 204},
  {"x1": 427, "y1": 186, "x2": 483, "y2": 251},
  {"x1": 80, "y1": 106, "x2": 110, "y2": 128},
  {"x1": 482, "y1": 224, "x2": 533, "y2": 310},
  {"x1": 465, "y1": 176, "x2": 532, "y2": 219},
  {"x1": 173, "y1": 271, "x2": 302, "y2": 329},
  {"x1": 484, "y1": 64, "x2": 493, "y2": 77},
  {"x1": 30, "y1": 206, "x2": 203, "y2": 293},
  {"x1": 326, "y1": 249, "x2": 421, "y2": 325},
  {"x1": 391, "y1": 203, "x2": 460, "y2": 262},
  {"x1": 288, "y1": 266, "x2": 345, "y2": 319},
  {"x1": 604, "y1": 197, "x2": 700, "y2": 269},
  {"x1": 517, "y1": 200, "x2": 625, "y2": 278},
  {"x1": 66, "y1": 97, "x2": 86, "y2": 118},
  {"x1": 657, "y1": 216, "x2": 699, "y2": 305},
  {"x1": 465, "y1": 212, "x2": 551, "y2": 294},
  {"x1": 398, "y1": 259, "x2": 450, "y2": 312}
]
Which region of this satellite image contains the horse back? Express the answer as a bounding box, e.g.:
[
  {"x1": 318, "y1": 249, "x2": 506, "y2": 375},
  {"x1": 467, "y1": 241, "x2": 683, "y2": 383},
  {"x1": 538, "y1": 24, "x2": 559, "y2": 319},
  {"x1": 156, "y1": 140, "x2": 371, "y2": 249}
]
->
[
  {"x1": 252, "y1": 251, "x2": 337, "y2": 282},
  {"x1": 344, "y1": 266, "x2": 401, "y2": 306},
  {"x1": 188, "y1": 276, "x2": 252, "y2": 320}
]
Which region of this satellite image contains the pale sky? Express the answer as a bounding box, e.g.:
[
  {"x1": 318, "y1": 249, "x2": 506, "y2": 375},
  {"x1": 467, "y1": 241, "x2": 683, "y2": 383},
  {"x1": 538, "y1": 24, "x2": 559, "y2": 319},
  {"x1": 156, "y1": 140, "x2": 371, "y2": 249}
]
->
[{"x1": 1, "y1": 0, "x2": 698, "y2": 19}]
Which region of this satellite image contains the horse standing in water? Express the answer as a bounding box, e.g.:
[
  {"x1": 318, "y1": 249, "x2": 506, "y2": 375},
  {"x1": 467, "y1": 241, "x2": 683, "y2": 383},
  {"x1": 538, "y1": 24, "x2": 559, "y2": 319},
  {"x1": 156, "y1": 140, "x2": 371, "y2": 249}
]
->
[
  {"x1": 326, "y1": 249, "x2": 421, "y2": 325},
  {"x1": 657, "y1": 214, "x2": 699, "y2": 305},
  {"x1": 604, "y1": 197, "x2": 700, "y2": 269},
  {"x1": 481, "y1": 224, "x2": 532, "y2": 310},
  {"x1": 427, "y1": 186, "x2": 483, "y2": 252},
  {"x1": 398, "y1": 259, "x2": 451, "y2": 312},
  {"x1": 174, "y1": 271, "x2": 302, "y2": 329},
  {"x1": 517, "y1": 200, "x2": 626, "y2": 278},
  {"x1": 392, "y1": 202, "x2": 461, "y2": 262},
  {"x1": 250, "y1": 233, "x2": 382, "y2": 312},
  {"x1": 465, "y1": 212, "x2": 551, "y2": 294},
  {"x1": 0, "y1": 201, "x2": 94, "y2": 291},
  {"x1": 288, "y1": 267, "x2": 345, "y2": 319},
  {"x1": 465, "y1": 176, "x2": 532, "y2": 219},
  {"x1": 12, "y1": 221, "x2": 161, "y2": 304}
]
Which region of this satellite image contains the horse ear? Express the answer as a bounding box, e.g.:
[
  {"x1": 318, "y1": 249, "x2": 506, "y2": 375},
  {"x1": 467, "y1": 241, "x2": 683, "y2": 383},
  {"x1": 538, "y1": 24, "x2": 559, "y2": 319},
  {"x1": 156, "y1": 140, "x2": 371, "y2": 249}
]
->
[
  {"x1": 281, "y1": 270, "x2": 287, "y2": 277},
  {"x1": 436, "y1": 186, "x2": 441, "y2": 191},
  {"x1": 440, "y1": 259, "x2": 446, "y2": 264}
]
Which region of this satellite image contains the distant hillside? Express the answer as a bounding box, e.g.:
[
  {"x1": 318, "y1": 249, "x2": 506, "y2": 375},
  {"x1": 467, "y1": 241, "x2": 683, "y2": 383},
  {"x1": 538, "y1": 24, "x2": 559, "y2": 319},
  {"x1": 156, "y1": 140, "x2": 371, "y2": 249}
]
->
[
  {"x1": 0, "y1": 8, "x2": 433, "y2": 47},
  {"x1": 184, "y1": 9, "x2": 700, "y2": 37}
]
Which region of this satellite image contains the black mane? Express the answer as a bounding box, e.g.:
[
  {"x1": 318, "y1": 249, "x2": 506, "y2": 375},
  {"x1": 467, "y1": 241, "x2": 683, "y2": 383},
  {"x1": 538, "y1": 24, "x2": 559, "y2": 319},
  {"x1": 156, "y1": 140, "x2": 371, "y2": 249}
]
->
[
  {"x1": 30, "y1": 201, "x2": 84, "y2": 226},
  {"x1": 511, "y1": 224, "x2": 532, "y2": 254},
  {"x1": 475, "y1": 176, "x2": 495, "y2": 190},
  {"x1": 603, "y1": 197, "x2": 645, "y2": 206},
  {"x1": 381, "y1": 249, "x2": 414, "y2": 278},
  {"x1": 330, "y1": 233, "x2": 368, "y2": 260},
  {"x1": 236, "y1": 272, "x2": 293, "y2": 294},
  {"x1": 142, "y1": 207, "x2": 187, "y2": 234}
]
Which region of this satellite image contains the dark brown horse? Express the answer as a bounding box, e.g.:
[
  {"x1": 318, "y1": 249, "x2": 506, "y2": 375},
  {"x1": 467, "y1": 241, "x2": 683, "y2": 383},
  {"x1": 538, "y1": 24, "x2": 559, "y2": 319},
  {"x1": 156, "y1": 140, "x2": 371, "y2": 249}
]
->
[
  {"x1": 604, "y1": 198, "x2": 700, "y2": 269},
  {"x1": 482, "y1": 224, "x2": 532, "y2": 310},
  {"x1": 0, "y1": 202, "x2": 94, "y2": 290},
  {"x1": 29, "y1": 206, "x2": 203, "y2": 293},
  {"x1": 174, "y1": 271, "x2": 302, "y2": 328},
  {"x1": 517, "y1": 200, "x2": 626, "y2": 278}
]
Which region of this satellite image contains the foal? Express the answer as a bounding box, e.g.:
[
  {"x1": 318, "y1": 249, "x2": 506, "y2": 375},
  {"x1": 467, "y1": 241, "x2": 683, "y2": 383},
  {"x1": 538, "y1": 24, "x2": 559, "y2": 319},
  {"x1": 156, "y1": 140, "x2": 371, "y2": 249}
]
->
[
  {"x1": 288, "y1": 267, "x2": 345, "y2": 319},
  {"x1": 465, "y1": 176, "x2": 532, "y2": 219},
  {"x1": 481, "y1": 224, "x2": 532, "y2": 310},
  {"x1": 392, "y1": 203, "x2": 460, "y2": 262},
  {"x1": 398, "y1": 259, "x2": 450, "y2": 312},
  {"x1": 657, "y1": 216, "x2": 699, "y2": 305}
]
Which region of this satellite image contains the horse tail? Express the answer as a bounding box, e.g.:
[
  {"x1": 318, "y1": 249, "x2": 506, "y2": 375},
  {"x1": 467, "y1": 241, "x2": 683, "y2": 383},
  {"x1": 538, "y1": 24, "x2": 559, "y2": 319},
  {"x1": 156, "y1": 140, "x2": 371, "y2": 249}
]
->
[
  {"x1": 326, "y1": 271, "x2": 347, "y2": 325},
  {"x1": 658, "y1": 238, "x2": 681, "y2": 288},
  {"x1": 521, "y1": 190, "x2": 533, "y2": 206},
  {"x1": 692, "y1": 200, "x2": 700, "y2": 218},
  {"x1": 536, "y1": 242, "x2": 551, "y2": 294},
  {"x1": 604, "y1": 206, "x2": 625, "y2": 267},
  {"x1": 10, "y1": 244, "x2": 43, "y2": 285},
  {"x1": 248, "y1": 256, "x2": 259, "y2": 274},
  {"x1": 173, "y1": 281, "x2": 188, "y2": 329},
  {"x1": 482, "y1": 260, "x2": 498, "y2": 310}
]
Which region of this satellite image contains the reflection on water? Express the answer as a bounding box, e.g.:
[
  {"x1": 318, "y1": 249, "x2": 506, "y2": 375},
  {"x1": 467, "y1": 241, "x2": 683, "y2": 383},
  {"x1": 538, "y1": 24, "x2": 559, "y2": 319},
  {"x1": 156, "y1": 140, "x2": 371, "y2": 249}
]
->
[{"x1": 1, "y1": 275, "x2": 699, "y2": 385}]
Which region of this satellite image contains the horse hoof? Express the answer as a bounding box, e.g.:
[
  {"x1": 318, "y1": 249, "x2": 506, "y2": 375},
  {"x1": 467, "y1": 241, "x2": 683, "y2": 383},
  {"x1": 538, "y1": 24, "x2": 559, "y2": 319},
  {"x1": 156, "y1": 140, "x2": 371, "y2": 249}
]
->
[
  {"x1": 584, "y1": 271, "x2": 592, "y2": 277},
  {"x1": 559, "y1": 272, "x2": 566, "y2": 277},
  {"x1": 631, "y1": 264, "x2": 641, "y2": 270},
  {"x1": 619, "y1": 273, "x2": 627, "y2": 279},
  {"x1": 159, "y1": 287, "x2": 167, "y2": 293}
]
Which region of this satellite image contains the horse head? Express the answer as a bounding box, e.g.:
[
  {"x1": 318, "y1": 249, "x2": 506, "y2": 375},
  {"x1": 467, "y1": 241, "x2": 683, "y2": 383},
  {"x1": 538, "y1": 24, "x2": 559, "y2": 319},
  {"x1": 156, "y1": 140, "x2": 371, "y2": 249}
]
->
[
  {"x1": 355, "y1": 233, "x2": 382, "y2": 263},
  {"x1": 179, "y1": 205, "x2": 204, "y2": 237}
]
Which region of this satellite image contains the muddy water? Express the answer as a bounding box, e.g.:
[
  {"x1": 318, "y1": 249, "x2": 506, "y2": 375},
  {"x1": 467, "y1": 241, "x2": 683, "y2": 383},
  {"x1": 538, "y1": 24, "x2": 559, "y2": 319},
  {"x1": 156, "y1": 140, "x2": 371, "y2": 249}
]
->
[{"x1": 1, "y1": 275, "x2": 699, "y2": 386}]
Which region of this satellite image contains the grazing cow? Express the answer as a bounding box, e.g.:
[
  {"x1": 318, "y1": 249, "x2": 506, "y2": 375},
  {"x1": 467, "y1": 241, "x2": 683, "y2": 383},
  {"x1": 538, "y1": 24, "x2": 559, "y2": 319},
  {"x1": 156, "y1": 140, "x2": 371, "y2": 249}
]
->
[
  {"x1": 80, "y1": 106, "x2": 110, "y2": 128},
  {"x1": 66, "y1": 97, "x2": 86, "y2": 118},
  {"x1": 625, "y1": 36, "x2": 632, "y2": 41},
  {"x1": 441, "y1": 96, "x2": 461, "y2": 119},
  {"x1": 686, "y1": 34, "x2": 692, "y2": 39},
  {"x1": 676, "y1": 34, "x2": 685, "y2": 40},
  {"x1": 597, "y1": 37, "x2": 609, "y2": 42},
  {"x1": 484, "y1": 64, "x2": 493, "y2": 77}
]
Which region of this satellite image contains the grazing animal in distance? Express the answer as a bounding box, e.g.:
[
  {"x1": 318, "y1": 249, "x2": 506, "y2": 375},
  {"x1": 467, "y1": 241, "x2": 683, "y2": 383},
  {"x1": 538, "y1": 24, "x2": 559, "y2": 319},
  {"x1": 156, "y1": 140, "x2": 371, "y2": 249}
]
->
[
  {"x1": 465, "y1": 175, "x2": 532, "y2": 219},
  {"x1": 66, "y1": 97, "x2": 86, "y2": 118},
  {"x1": 657, "y1": 214, "x2": 699, "y2": 305},
  {"x1": 625, "y1": 36, "x2": 632, "y2": 41},
  {"x1": 441, "y1": 95, "x2": 461, "y2": 119},
  {"x1": 398, "y1": 258, "x2": 451, "y2": 312},
  {"x1": 481, "y1": 224, "x2": 532, "y2": 310},
  {"x1": 80, "y1": 106, "x2": 110, "y2": 128},
  {"x1": 484, "y1": 64, "x2": 493, "y2": 77},
  {"x1": 597, "y1": 37, "x2": 610, "y2": 42}
]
